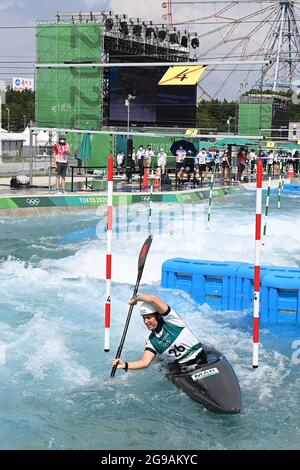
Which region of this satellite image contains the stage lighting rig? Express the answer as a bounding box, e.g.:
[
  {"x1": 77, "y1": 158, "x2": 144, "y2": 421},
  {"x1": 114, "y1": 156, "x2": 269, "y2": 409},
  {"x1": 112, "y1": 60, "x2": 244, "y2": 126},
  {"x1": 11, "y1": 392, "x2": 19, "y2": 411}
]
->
[
  {"x1": 131, "y1": 18, "x2": 142, "y2": 37},
  {"x1": 191, "y1": 33, "x2": 199, "y2": 49},
  {"x1": 181, "y1": 31, "x2": 189, "y2": 48},
  {"x1": 145, "y1": 21, "x2": 157, "y2": 39},
  {"x1": 133, "y1": 24, "x2": 142, "y2": 37},
  {"x1": 120, "y1": 14, "x2": 129, "y2": 36},
  {"x1": 169, "y1": 28, "x2": 179, "y2": 45},
  {"x1": 158, "y1": 25, "x2": 167, "y2": 41}
]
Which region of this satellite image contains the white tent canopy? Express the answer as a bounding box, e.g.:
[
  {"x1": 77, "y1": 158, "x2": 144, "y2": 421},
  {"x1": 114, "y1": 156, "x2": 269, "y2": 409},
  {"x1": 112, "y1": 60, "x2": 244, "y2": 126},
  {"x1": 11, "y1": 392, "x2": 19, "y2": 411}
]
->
[{"x1": 21, "y1": 126, "x2": 58, "y2": 146}]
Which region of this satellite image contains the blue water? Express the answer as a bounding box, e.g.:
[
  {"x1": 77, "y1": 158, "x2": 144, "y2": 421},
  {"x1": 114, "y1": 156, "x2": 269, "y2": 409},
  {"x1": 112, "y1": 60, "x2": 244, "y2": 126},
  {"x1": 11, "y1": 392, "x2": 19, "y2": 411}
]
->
[{"x1": 0, "y1": 191, "x2": 300, "y2": 450}]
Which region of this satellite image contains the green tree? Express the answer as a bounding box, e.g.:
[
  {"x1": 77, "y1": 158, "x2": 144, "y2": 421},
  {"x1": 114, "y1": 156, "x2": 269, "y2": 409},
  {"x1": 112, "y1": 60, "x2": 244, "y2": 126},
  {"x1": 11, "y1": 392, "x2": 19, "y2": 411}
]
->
[
  {"x1": 197, "y1": 99, "x2": 237, "y2": 132},
  {"x1": 1, "y1": 88, "x2": 35, "y2": 132}
]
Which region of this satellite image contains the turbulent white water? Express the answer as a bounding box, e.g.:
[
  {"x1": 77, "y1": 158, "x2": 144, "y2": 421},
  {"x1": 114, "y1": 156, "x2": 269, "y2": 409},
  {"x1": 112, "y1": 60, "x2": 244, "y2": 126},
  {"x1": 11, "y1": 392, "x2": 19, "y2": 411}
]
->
[{"x1": 0, "y1": 190, "x2": 299, "y2": 450}]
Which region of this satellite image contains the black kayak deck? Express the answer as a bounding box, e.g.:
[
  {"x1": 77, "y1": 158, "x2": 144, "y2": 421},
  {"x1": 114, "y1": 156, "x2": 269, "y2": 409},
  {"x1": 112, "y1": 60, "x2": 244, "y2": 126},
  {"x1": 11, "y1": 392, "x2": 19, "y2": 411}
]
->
[{"x1": 166, "y1": 346, "x2": 242, "y2": 414}]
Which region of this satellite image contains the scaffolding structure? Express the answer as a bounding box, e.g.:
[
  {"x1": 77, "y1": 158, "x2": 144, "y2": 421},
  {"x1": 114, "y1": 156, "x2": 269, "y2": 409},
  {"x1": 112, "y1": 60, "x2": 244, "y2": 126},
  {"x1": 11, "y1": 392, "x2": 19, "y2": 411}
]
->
[{"x1": 167, "y1": 1, "x2": 300, "y2": 97}]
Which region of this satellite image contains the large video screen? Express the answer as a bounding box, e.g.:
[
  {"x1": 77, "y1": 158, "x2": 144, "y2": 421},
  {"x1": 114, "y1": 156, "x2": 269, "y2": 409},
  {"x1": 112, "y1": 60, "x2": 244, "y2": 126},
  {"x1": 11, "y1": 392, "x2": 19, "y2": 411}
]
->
[{"x1": 109, "y1": 66, "x2": 196, "y2": 127}]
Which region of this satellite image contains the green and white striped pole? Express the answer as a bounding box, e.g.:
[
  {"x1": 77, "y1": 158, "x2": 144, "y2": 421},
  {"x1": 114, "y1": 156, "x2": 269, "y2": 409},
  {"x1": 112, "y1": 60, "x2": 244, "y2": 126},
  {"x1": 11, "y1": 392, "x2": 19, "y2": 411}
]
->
[
  {"x1": 207, "y1": 166, "x2": 215, "y2": 230},
  {"x1": 278, "y1": 160, "x2": 283, "y2": 209},
  {"x1": 148, "y1": 170, "x2": 154, "y2": 234},
  {"x1": 262, "y1": 164, "x2": 272, "y2": 245}
]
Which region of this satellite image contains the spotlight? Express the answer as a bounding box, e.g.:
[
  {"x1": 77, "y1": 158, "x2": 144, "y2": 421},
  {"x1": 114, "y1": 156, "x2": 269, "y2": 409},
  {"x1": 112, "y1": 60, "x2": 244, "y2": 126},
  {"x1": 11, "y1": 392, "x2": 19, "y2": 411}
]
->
[
  {"x1": 145, "y1": 21, "x2": 157, "y2": 39},
  {"x1": 191, "y1": 34, "x2": 200, "y2": 49},
  {"x1": 169, "y1": 27, "x2": 179, "y2": 44},
  {"x1": 120, "y1": 21, "x2": 129, "y2": 36},
  {"x1": 105, "y1": 18, "x2": 113, "y2": 31},
  {"x1": 133, "y1": 24, "x2": 142, "y2": 37},
  {"x1": 169, "y1": 32, "x2": 179, "y2": 44},
  {"x1": 181, "y1": 34, "x2": 188, "y2": 48},
  {"x1": 158, "y1": 26, "x2": 167, "y2": 41}
]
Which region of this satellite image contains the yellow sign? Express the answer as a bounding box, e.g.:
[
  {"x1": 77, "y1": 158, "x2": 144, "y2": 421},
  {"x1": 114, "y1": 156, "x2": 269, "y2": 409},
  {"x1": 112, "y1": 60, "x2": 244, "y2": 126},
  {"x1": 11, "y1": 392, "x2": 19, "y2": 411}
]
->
[
  {"x1": 297, "y1": 140, "x2": 300, "y2": 145},
  {"x1": 185, "y1": 129, "x2": 198, "y2": 136},
  {"x1": 266, "y1": 141, "x2": 275, "y2": 148},
  {"x1": 158, "y1": 65, "x2": 206, "y2": 85}
]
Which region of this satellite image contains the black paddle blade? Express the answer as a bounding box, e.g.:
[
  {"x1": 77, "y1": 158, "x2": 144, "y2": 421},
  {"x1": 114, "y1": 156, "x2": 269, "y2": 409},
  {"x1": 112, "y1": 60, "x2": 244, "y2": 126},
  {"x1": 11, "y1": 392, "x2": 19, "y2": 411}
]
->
[
  {"x1": 138, "y1": 235, "x2": 153, "y2": 274},
  {"x1": 111, "y1": 361, "x2": 119, "y2": 378}
]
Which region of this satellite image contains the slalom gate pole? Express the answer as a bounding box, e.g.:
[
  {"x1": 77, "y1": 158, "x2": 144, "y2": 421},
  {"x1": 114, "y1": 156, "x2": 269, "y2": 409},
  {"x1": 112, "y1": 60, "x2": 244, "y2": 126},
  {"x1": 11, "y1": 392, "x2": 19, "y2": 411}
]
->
[
  {"x1": 262, "y1": 164, "x2": 272, "y2": 245},
  {"x1": 111, "y1": 235, "x2": 153, "y2": 377},
  {"x1": 207, "y1": 166, "x2": 215, "y2": 230},
  {"x1": 253, "y1": 159, "x2": 263, "y2": 368},
  {"x1": 104, "y1": 154, "x2": 114, "y2": 352},
  {"x1": 278, "y1": 160, "x2": 282, "y2": 209}
]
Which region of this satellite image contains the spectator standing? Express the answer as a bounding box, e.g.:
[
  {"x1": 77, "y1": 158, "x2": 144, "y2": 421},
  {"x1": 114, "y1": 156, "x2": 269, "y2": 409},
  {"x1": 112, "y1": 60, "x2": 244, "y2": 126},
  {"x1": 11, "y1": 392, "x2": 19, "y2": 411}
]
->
[
  {"x1": 196, "y1": 148, "x2": 207, "y2": 180},
  {"x1": 249, "y1": 148, "x2": 257, "y2": 175},
  {"x1": 266, "y1": 150, "x2": 274, "y2": 176},
  {"x1": 237, "y1": 147, "x2": 247, "y2": 181},
  {"x1": 175, "y1": 146, "x2": 187, "y2": 172},
  {"x1": 258, "y1": 148, "x2": 267, "y2": 170},
  {"x1": 214, "y1": 150, "x2": 221, "y2": 174},
  {"x1": 221, "y1": 150, "x2": 231, "y2": 184},
  {"x1": 116, "y1": 151, "x2": 125, "y2": 175},
  {"x1": 205, "y1": 150, "x2": 213, "y2": 172},
  {"x1": 136, "y1": 145, "x2": 145, "y2": 176},
  {"x1": 132, "y1": 147, "x2": 137, "y2": 172},
  {"x1": 293, "y1": 149, "x2": 299, "y2": 175},
  {"x1": 52, "y1": 135, "x2": 70, "y2": 193},
  {"x1": 144, "y1": 145, "x2": 154, "y2": 170},
  {"x1": 157, "y1": 148, "x2": 167, "y2": 175}
]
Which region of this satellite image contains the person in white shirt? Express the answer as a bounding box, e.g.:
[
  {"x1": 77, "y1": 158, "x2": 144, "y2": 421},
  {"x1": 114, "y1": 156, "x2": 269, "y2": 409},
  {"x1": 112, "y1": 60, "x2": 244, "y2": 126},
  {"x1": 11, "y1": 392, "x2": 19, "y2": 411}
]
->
[
  {"x1": 116, "y1": 151, "x2": 124, "y2": 175},
  {"x1": 157, "y1": 148, "x2": 167, "y2": 175},
  {"x1": 196, "y1": 148, "x2": 207, "y2": 180},
  {"x1": 176, "y1": 146, "x2": 187, "y2": 172},
  {"x1": 144, "y1": 145, "x2": 154, "y2": 169},
  {"x1": 267, "y1": 151, "x2": 274, "y2": 176},
  {"x1": 249, "y1": 149, "x2": 257, "y2": 175}
]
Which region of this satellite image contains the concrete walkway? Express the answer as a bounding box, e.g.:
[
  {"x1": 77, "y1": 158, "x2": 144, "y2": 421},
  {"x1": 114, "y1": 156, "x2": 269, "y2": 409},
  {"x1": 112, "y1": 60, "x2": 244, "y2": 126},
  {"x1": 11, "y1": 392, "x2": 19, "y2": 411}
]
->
[{"x1": 0, "y1": 168, "x2": 297, "y2": 199}]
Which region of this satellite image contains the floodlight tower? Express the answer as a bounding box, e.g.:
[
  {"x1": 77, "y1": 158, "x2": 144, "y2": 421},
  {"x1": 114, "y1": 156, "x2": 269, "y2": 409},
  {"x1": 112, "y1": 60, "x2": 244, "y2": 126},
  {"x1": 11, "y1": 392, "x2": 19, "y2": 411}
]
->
[
  {"x1": 258, "y1": 0, "x2": 300, "y2": 91},
  {"x1": 164, "y1": 1, "x2": 300, "y2": 98}
]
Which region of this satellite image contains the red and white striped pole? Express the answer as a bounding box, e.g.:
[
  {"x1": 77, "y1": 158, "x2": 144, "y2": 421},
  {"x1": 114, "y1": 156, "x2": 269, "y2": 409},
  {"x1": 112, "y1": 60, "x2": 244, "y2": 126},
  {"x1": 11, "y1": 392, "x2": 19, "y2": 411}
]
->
[
  {"x1": 104, "y1": 153, "x2": 114, "y2": 352},
  {"x1": 253, "y1": 159, "x2": 263, "y2": 368}
]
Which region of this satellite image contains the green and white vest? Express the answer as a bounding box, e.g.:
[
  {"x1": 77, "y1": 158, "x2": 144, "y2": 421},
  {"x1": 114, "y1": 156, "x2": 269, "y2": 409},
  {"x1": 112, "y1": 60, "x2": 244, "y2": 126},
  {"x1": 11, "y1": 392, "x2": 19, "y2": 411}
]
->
[{"x1": 145, "y1": 307, "x2": 202, "y2": 364}]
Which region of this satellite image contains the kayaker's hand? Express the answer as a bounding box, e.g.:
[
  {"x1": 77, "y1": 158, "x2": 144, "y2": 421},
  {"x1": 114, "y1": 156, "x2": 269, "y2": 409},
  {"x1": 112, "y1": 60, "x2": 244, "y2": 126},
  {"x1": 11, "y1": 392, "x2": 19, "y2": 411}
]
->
[
  {"x1": 112, "y1": 358, "x2": 125, "y2": 369},
  {"x1": 129, "y1": 296, "x2": 139, "y2": 305}
]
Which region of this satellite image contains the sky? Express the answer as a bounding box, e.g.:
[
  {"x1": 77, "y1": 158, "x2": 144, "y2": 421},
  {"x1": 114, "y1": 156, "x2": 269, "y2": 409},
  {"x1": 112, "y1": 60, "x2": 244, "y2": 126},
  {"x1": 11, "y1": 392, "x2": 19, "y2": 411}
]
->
[{"x1": 0, "y1": 1, "x2": 294, "y2": 100}]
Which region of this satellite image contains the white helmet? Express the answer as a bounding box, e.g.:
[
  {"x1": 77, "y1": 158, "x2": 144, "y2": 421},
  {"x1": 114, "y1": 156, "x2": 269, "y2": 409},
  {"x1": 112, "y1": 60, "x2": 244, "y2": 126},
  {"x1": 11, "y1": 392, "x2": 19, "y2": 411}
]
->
[{"x1": 139, "y1": 301, "x2": 157, "y2": 316}]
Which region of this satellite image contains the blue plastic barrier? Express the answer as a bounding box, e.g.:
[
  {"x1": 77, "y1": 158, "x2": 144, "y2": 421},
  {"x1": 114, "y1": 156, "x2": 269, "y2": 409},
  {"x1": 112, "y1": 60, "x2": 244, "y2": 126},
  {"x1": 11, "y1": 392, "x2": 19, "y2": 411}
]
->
[
  {"x1": 262, "y1": 273, "x2": 300, "y2": 323},
  {"x1": 235, "y1": 265, "x2": 300, "y2": 315},
  {"x1": 161, "y1": 258, "x2": 245, "y2": 310},
  {"x1": 283, "y1": 184, "x2": 300, "y2": 192},
  {"x1": 162, "y1": 258, "x2": 300, "y2": 324}
]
